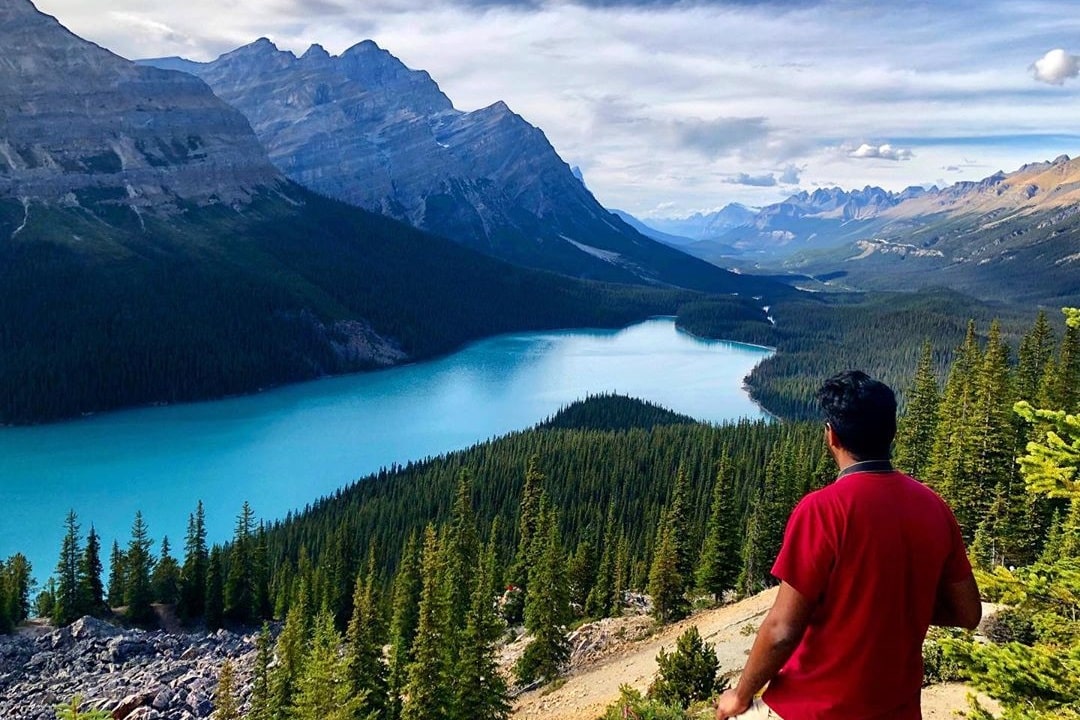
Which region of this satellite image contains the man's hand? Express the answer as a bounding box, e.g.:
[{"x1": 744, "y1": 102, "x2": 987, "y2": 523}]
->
[{"x1": 714, "y1": 689, "x2": 751, "y2": 719}]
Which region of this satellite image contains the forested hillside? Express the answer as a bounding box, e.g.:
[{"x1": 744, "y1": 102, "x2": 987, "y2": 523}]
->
[{"x1": 19, "y1": 307, "x2": 1080, "y2": 719}]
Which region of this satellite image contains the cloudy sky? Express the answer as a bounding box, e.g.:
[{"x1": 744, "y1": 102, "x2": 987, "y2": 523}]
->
[{"x1": 35, "y1": 0, "x2": 1080, "y2": 218}]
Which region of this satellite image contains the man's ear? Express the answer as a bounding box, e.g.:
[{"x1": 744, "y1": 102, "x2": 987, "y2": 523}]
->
[{"x1": 825, "y1": 424, "x2": 840, "y2": 451}]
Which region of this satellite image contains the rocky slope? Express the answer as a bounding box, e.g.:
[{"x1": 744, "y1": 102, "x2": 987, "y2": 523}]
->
[
  {"x1": 0, "y1": 617, "x2": 262, "y2": 720},
  {"x1": 0, "y1": 0, "x2": 278, "y2": 206},
  {"x1": 137, "y1": 42, "x2": 761, "y2": 292}
]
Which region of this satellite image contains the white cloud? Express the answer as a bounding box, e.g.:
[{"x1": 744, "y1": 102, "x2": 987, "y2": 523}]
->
[
  {"x1": 849, "y1": 143, "x2": 913, "y2": 161},
  {"x1": 31, "y1": 0, "x2": 1080, "y2": 214},
  {"x1": 726, "y1": 172, "x2": 777, "y2": 187},
  {"x1": 778, "y1": 164, "x2": 802, "y2": 184},
  {"x1": 1031, "y1": 48, "x2": 1079, "y2": 85}
]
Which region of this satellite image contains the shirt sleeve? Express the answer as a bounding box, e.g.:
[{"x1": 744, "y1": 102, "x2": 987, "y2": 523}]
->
[
  {"x1": 771, "y1": 494, "x2": 835, "y2": 602},
  {"x1": 941, "y1": 507, "x2": 973, "y2": 583}
]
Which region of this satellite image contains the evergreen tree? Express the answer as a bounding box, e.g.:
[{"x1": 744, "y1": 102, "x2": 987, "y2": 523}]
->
[
  {"x1": 402, "y1": 526, "x2": 453, "y2": 720},
  {"x1": 212, "y1": 660, "x2": 242, "y2": 720},
  {"x1": 648, "y1": 515, "x2": 688, "y2": 623},
  {"x1": 444, "y1": 469, "x2": 480, "y2": 664},
  {"x1": 388, "y1": 534, "x2": 421, "y2": 720},
  {"x1": 151, "y1": 536, "x2": 181, "y2": 605},
  {"x1": 696, "y1": 452, "x2": 740, "y2": 601},
  {"x1": 508, "y1": 456, "x2": 545, "y2": 593},
  {"x1": 647, "y1": 626, "x2": 722, "y2": 708},
  {"x1": 346, "y1": 560, "x2": 389, "y2": 720},
  {"x1": 292, "y1": 610, "x2": 365, "y2": 720},
  {"x1": 612, "y1": 533, "x2": 630, "y2": 614},
  {"x1": 516, "y1": 503, "x2": 570, "y2": 684},
  {"x1": 894, "y1": 341, "x2": 941, "y2": 478},
  {"x1": 585, "y1": 503, "x2": 617, "y2": 618},
  {"x1": 454, "y1": 538, "x2": 510, "y2": 720},
  {"x1": 225, "y1": 501, "x2": 256, "y2": 625},
  {"x1": 738, "y1": 453, "x2": 787, "y2": 596},
  {"x1": 1017, "y1": 310, "x2": 1055, "y2": 404},
  {"x1": 249, "y1": 623, "x2": 273, "y2": 720},
  {"x1": 667, "y1": 465, "x2": 695, "y2": 584},
  {"x1": 967, "y1": 320, "x2": 1016, "y2": 539},
  {"x1": 77, "y1": 526, "x2": 106, "y2": 618},
  {"x1": 270, "y1": 582, "x2": 311, "y2": 720},
  {"x1": 567, "y1": 537, "x2": 596, "y2": 612},
  {"x1": 106, "y1": 541, "x2": 125, "y2": 609},
  {"x1": 123, "y1": 511, "x2": 155, "y2": 624},
  {"x1": 52, "y1": 510, "x2": 82, "y2": 627},
  {"x1": 179, "y1": 501, "x2": 208, "y2": 620},
  {"x1": 205, "y1": 547, "x2": 225, "y2": 631}
]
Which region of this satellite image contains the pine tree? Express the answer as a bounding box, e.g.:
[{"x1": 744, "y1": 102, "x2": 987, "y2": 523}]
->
[
  {"x1": 444, "y1": 469, "x2": 480, "y2": 664},
  {"x1": 1017, "y1": 311, "x2": 1055, "y2": 404},
  {"x1": 647, "y1": 625, "x2": 722, "y2": 708},
  {"x1": 52, "y1": 510, "x2": 82, "y2": 626},
  {"x1": 668, "y1": 465, "x2": 695, "y2": 584},
  {"x1": 152, "y1": 536, "x2": 181, "y2": 605},
  {"x1": 346, "y1": 559, "x2": 389, "y2": 719},
  {"x1": 402, "y1": 526, "x2": 453, "y2": 720},
  {"x1": 516, "y1": 503, "x2": 570, "y2": 684},
  {"x1": 567, "y1": 537, "x2": 595, "y2": 612},
  {"x1": 106, "y1": 541, "x2": 125, "y2": 609},
  {"x1": 249, "y1": 623, "x2": 273, "y2": 720},
  {"x1": 894, "y1": 341, "x2": 941, "y2": 478},
  {"x1": 292, "y1": 610, "x2": 365, "y2": 720},
  {"x1": 388, "y1": 534, "x2": 421, "y2": 720},
  {"x1": 508, "y1": 456, "x2": 545, "y2": 593},
  {"x1": 967, "y1": 320, "x2": 1016, "y2": 539},
  {"x1": 648, "y1": 515, "x2": 688, "y2": 623},
  {"x1": 180, "y1": 501, "x2": 209, "y2": 620},
  {"x1": 123, "y1": 511, "x2": 155, "y2": 624},
  {"x1": 225, "y1": 501, "x2": 256, "y2": 625},
  {"x1": 585, "y1": 502, "x2": 617, "y2": 618},
  {"x1": 270, "y1": 582, "x2": 311, "y2": 720},
  {"x1": 696, "y1": 453, "x2": 740, "y2": 601},
  {"x1": 77, "y1": 526, "x2": 106, "y2": 618},
  {"x1": 205, "y1": 547, "x2": 225, "y2": 631},
  {"x1": 925, "y1": 321, "x2": 982, "y2": 538},
  {"x1": 738, "y1": 453, "x2": 787, "y2": 596},
  {"x1": 612, "y1": 533, "x2": 630, "y2": 614},
  {"x1": 454, "y1": 538, "x2": 510, "y2": 720},
  {"x1": 212, "y1": 660, "x2": 242, "y2": 720}
]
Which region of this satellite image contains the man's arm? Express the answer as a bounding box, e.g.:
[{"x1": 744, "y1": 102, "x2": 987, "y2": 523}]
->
[
  {"x1": 715, "y1": 582, "x2": 815, "y2": 719},
  {"x1": 932, "y1": 574, "x2": 981, "y2": 630}
]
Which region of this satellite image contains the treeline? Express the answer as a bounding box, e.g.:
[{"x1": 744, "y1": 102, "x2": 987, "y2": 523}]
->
[
  {"x1": 0, "y1": 553, "x2": 32, "y2": 633},
  {"x1": 678, "y1": 288, "x2": 1044, "y2": 420},
  {"x1": 0, "y1": 189, "x2": 711, "y2": 424}
]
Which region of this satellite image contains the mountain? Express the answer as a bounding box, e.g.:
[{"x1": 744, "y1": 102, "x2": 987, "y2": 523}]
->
[
  {"x1": 137, "y1": 41, "x2": 756, "y2": 292},
  {"x1": 0, "y1": 0, "x2": 278, "y2": 204},
  {"x1": 783, "y1": 157, "x2": 1080, "y2": 303},
  {"x1": 0, "y1": 0, "x2": 737, "y2": 424},
  {"x1": 610, "y1": 209, "x2": 697, "y2": 246},
  {"x1": 643, "y1": 204, "x2": 758, "y2": 241}
]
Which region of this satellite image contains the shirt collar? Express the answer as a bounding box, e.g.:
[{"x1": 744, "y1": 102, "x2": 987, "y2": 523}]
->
[{"x1": 836, "y1": 459, "x2": 894, "y2": 479}]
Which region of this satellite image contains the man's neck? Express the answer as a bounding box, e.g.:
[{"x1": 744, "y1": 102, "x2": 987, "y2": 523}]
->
[{"x1": 836, "y1": 458, "x2": 893, "y2": 479}]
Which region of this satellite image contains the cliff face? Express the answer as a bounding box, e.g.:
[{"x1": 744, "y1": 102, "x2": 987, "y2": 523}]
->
[
  {"x1": 0, "y1": 0, "x2": 279, "y2": 206},
  {"x1": 139, "y1": 41, "x2": 766, "y2": 293}
]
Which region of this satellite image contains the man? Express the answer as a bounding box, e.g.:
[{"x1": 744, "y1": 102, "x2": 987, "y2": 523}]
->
[{"x1": 716, "y1": 371, "x2": 981, "y2": 720}]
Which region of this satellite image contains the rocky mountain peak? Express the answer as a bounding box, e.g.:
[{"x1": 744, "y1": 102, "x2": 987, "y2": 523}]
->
[{"x1": 0, "y1": 0, "x2": 279, "y2": 206}]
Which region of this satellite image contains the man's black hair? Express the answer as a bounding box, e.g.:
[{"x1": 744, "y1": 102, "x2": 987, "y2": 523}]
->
[{"x1": 816, "y1": 370, "x2": 897, "y2": 461}]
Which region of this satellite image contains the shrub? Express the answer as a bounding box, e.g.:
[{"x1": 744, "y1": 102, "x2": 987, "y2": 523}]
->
[
  {"x1": 647, "y1": 626, "x2": 724, "y2": 708},
  {"x1": 598, "y1": 685, "x2": 687, "y2": 720},
  {"x1": 982, "y1": 608, "x2": 1037, "y2": 646}
]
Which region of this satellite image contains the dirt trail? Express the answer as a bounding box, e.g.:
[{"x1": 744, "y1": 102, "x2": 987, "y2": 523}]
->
[{"x1": 512, "y1": 589, "x2": 988, "y2": 720}]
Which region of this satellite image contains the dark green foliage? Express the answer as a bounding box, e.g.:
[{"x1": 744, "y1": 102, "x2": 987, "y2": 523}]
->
[
  {"x1": 106, "y1": 541, "x2": 125, "y2": 609},
  {"x1": 179, "y1": 501, "x2": 209, "y2": 620},
  {"x1": 696, "y1": 453, "x2": 740, "y2": 601},
  {"x1": 678, "y1": 288, "x2": 1038, "y2": 421},
  {"x1": 599, "y1": 686, "x2": 692, "y2": 720},
  {"x1": 77, "y1": 527, "x2": 106, "y2": 618},
  {"x1": 0, "y1": 190, "x2": 705, "y2": 425},
  {"x1": 648, "y1": 516, "x2": 689, "y2": 623},
  {"x1": 454, "y1": 540, "x2": 510, "y2": 720},
  {"x1": 52, "y1": 510, "x2": 82, "y2": 627},
  {"x1": 250, "y1": 624, "x2": 273, "y2": 720},
  {"x1": 647, "y1": 626, "x2": 723, "y2": 708},
  {"x1": 388, "y1": 534, "x2": 421, "y2": 719},
  {"x1": 292, "y1": 611, "x2": 364, "y2": 720},
  {"x1": 205, "y1": 547, "x2": 224, "y2": 631},
  {"x1": 123, "y1": 512, "x2": 155, "y2": 624},
  {"x1": 0, "y1": 554, "x2": 32, "y2": 633},
  {"x1": 346, "y1": 563, "x2": 389, "y2": 720},
  {"x1": 151, "y1": 536, "x2": 181, "y2": 605},
  {"x1": 224, "y1": 502, "x2": 258, "y2": 625},
  {"x1": 540, "y1": 393, "x2": 697, "y2": 432},
  {"x1": 517, "y1": 502, "x2": 571, "y2": 685},
  {"x1": 402, "y1": 527, "x2": 453, "y2": 720},
  {"x1": 894, "y1": 342, "x2": 940, "y2": 478}
]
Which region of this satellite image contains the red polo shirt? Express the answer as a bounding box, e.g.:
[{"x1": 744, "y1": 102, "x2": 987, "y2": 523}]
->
[{"x1": 762, "y1": 466, "x2": 972, "y2": 720}]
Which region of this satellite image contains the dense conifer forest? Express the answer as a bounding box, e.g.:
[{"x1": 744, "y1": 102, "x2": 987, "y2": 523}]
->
[{"x1": 20, "y1": 306, "x2": 1080, "y2": 719}]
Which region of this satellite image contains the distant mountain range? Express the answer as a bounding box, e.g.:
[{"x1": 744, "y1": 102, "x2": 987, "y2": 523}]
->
[
  {"x1": 630, "y1": 163, "x2": 1080, "y2": 303},
  {"x1": 137, "y1": 41, "x2": 747, "y2": 291},
  {"x1": 1, "y1": 0, "x2": 787, "y2": 424}
]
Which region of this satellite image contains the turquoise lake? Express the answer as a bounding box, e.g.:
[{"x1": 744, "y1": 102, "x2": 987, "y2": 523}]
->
[{"x1": 0, "y1": 318, "x2": 772, "y2": 579}]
